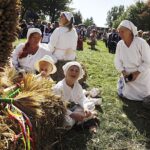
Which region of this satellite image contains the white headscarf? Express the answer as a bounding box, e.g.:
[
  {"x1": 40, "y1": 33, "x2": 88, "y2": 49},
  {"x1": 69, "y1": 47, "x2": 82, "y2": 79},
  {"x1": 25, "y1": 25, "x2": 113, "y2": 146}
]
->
[
  {"x1": 27, "y1": 28, "x2": 42, "y2": 40},
  {"x1": 63, "y1": 61, "x2": 85, "y2": 80},
  {"x1": 62, "y1": 11, "x2": 74, "y2": 22},
  {"x1": 118, "y1": 20, "x2": 138, "y2": 36}
]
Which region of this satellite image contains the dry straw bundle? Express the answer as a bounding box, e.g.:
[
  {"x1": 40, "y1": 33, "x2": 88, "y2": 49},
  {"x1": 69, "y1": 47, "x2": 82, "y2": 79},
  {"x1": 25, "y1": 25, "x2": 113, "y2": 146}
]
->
[
  {"x1": 0, "y1": 67, "x2": 66, "y2": 149},
  {"x1": 0, "y1": 108, "x2": 25, "y2": 150},
  {"x1": 0, "y1": 114, "x2": 15, "y2": 150}
]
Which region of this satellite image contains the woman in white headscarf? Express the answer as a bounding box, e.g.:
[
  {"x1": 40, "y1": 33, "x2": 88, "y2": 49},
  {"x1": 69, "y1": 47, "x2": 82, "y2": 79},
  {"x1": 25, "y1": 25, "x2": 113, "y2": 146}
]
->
[
  {"x1": 53, "y1": 61, "x2": 99, "y2": 133},
  {"x1": 12, "y1": 28, "x2": 52, "y2": 73},
  {"x1": 48, "y1": 11, "x2": 78, "y2": 81},
  {"x1": 115, "y1": 20, "x2": 150, "y2": 100}
]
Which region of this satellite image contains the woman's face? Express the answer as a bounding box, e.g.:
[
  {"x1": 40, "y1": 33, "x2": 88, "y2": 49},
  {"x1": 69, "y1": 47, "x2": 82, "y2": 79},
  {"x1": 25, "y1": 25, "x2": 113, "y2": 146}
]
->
[
  {"x1": 28, "y1": 33, "x2": 41, "y2": 46},
  {"x1": 59, "y1": 14, "x2": 69, "y2": 26},
  {"x1": 118, "y1": 27, "x2": 133, "y2": 40},
  {"x1": 66, "y1": 65, "x2": 80, "y2": 82}
]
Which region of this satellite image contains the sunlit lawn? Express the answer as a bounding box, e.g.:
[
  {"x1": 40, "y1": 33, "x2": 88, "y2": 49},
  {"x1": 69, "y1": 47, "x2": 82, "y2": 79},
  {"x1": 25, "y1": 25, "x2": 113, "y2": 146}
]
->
[
  {"x1": 15, "y1": 39, "x2": 150, "y2": 150},
  {"x1": 56, "y1": 41, "x2": 150, "y2": 150}
]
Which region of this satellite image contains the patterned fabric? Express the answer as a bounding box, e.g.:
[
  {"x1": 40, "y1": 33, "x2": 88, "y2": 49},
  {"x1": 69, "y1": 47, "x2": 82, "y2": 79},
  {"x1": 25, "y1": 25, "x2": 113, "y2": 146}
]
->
[{"x1": 117, "y1": 76, "x2": 124, "y2": 97}]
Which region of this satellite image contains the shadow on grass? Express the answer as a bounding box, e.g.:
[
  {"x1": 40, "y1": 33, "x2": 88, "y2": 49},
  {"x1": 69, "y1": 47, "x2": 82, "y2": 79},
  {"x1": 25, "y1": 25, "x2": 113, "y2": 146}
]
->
[
  {"x1": 52, "y1": 128, "x2": 92, "y2": 150},
  {"x1": 120, "y1": 97, "x2": 150, "y2": 149},
  {"x1": 52, "y1": 105, "x2": 103, "y2": 150}
]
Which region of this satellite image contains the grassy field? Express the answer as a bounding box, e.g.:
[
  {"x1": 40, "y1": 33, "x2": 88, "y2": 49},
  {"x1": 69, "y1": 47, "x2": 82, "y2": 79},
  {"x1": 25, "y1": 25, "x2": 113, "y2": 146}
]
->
[
  {"x1": 15, "y1": 39, "x2": 150, "y2": 150},
  {"x1": 55, "y1": 41, "x2": 150, "y2": 150}
]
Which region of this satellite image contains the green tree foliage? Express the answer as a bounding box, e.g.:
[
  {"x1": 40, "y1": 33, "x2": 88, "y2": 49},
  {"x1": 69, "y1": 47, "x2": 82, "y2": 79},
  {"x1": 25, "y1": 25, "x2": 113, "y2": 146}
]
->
[
  {"x1": 83, "y1": 17, "x2": 95, "y2": 26},
  {"x1": 136, "y1": 1, "x2": 150, "y2": 30},
  {"x1": 20, "y1": 0, "x2": 39, "y2": 21},
  {"x1": 107, "y1": 1, "x2": 150, "y2": 30},
  {"x1": 106, "y1": 5, "x2": 124, "y2": 27},
  {"x1": 73, "y1": 11, "x2": 83, "y2": 25},
  {"x1": 125, "y1": 1, "x2": 146, "y2": 30},
  {"x1": 21, "y1": 0, "x2": 72, "y2": 22},
  {"x1": 112, "y1": 11, "x2": 127, "y2": 28},
  {"x1": 37, "y1": 0, "x2": 72, "y2": 22}
]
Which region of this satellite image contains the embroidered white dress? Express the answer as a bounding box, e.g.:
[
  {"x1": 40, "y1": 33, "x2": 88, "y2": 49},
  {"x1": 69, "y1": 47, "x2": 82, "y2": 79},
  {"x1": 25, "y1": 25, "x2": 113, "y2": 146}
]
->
[
  {"x1": 115, "y1": 37, "x2": 150, "y2": 100},
  {"x1": 53, "y1": 79, "x2": 95, "y2": 127},
  {"x1": 48, "y1": 27, "x2": 78, "y2": 61}
]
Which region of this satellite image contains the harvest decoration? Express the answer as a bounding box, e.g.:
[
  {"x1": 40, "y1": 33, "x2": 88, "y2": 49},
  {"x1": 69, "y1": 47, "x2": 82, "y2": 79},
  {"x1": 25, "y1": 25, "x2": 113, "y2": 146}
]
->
[{"x1": 0, "y1": 67, "x2": 66, "y2": 150}]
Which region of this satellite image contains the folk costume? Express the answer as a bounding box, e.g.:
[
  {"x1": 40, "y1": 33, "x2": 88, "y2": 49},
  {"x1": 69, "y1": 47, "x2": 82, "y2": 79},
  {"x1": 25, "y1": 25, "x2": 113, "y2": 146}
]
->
[{"x1": 115, "y1": 20, "x2": 150, "y2": 100}]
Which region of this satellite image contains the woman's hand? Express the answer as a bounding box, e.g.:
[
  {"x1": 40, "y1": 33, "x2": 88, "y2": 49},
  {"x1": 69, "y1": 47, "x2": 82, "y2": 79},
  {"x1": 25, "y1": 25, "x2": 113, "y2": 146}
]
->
[
  {"x1": 40, "y1": 71, "x2": 47, "y2": 77},
  {"x1": 70, "y1": 112, "x2": 84, "y2": 122},
  {"x1": 131, "y1": 71, "x2": 140, "y2": 81},
  {"x1": 84, "y1": 110, "x2": 92, "y2": 118},
  {"x1": 122, "y1": 70, "x2": 129, "y2": 77}
]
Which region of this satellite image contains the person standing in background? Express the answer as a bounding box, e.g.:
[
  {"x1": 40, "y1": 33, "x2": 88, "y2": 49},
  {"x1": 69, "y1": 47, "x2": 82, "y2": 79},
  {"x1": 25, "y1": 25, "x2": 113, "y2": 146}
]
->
[
  {"x1": 108, "y1": 28, "x2": 120, "y2": 54},
  {"x1": 48, "y1": 11, "x2": 78, "y2": 82}
]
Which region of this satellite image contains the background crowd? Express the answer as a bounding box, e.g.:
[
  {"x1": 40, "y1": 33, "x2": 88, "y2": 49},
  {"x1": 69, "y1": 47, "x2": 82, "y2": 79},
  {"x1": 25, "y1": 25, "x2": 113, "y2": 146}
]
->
[{"x1": 18, "y1": 18, "x2": 150, "y2": 54}]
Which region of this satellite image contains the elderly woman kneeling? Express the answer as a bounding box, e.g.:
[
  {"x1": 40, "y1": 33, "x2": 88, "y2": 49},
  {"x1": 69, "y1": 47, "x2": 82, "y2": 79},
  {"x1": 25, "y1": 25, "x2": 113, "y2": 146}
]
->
[{"x1": 115, "y1": 20, "x2": 150, "y2": 101}]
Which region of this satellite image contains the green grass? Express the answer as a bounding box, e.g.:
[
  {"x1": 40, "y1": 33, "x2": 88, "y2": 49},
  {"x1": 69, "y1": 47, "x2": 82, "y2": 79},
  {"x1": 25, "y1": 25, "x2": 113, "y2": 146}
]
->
[
  {"x1": 56, "y1": 41, "x2": 150, "y2": 150},
  {"x1": 15, "y1": 39, "x2": 150, "y2": 150},
  {"x1": 13, "y1": 38, "x2": 26, "y2": 47}
]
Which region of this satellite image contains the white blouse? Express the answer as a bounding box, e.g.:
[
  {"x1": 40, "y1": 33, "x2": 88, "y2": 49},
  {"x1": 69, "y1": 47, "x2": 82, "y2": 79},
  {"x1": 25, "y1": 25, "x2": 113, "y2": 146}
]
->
[
  {"x1": 48, "y1": 27, "x2": 78, "y2": 61},
  {"x1": 12, "y1": 43, "x2": 52, "y2": 73},
  {"x1": 53, "y1": 79, "x2": 91, "y2": 114},
  {"x1": 115, "y1": 37, "x2": 150, "y2": 73}
]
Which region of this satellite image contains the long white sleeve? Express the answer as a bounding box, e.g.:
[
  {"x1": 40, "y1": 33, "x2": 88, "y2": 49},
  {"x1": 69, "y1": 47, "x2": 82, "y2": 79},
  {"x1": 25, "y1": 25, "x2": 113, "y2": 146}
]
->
[
  {"x1": 12, "y1": 43, "x2": 25, "y2": 69},
  {"x1": 114, "y1": 42, "x2": 124, "y2": 72},
  {"x1": 137, "y1": 40, "x2": 150, "y2": 72},
  {"x1": 71, "y1": 28, "x2": 78, "y2": 50},
  {"x1": 52, "y1": 81, "x2": 73, "y2": 115},
  {"x1": 48, "y1": 28, "x2": 60, "y2": 54}
]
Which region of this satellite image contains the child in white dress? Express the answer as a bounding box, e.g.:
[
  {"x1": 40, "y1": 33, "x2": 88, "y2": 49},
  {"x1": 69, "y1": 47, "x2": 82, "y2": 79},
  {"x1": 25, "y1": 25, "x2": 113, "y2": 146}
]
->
[{"x1": 53, "y1": 61, "x2": 99, "y2": 133}]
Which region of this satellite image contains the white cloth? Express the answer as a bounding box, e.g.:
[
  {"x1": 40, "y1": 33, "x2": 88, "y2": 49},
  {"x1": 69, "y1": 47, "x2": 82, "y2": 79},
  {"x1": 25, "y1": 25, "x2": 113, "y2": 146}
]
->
[
  {"x1": 53, "y1": 79, "x2": 95, "y2": 127},
  {"x1": 115, "y1": 37, "x2": 150, "y2": 100},
  {"x1": 62, "y1": 11, "x2": 73, "y2": 22},
  {"x1": 53, "y1": 79, "x2": 91, "y2": 111},
  {"x1": 27, "y1": 28, "x2": 42, "y2": 40},
  {"x1": 12, "y1": 43, "x2": 53, "y2": 73},
  {"x1": 62, "y1": 61, "x2": 85, "y2": 80},
  {"x1": 48, "y1": 27, "x2": 78, "y2": 62},
  {"x1": 118, "y1": 20, "x2": 138, "y2": 36}
]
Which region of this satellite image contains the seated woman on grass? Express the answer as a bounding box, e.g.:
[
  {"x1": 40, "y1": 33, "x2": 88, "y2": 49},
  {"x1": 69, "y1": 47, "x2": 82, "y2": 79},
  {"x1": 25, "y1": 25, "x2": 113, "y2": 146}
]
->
[
  {"x1": 52, "y1": 61, "x2": 99, "y2": 133},
  {"x1": 12, "y1": 28, "x2": 53, "y2": 73}
]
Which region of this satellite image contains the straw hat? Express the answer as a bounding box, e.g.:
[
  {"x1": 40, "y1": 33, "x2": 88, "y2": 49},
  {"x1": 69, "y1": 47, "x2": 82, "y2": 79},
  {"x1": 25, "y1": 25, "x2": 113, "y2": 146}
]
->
[{"x1": 34, "y1": 55, "x2": 57, "y2": 74}]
